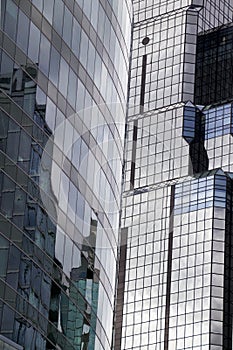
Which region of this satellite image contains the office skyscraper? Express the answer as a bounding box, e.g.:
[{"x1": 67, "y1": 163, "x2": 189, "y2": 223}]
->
[
  {"x1": 116, "y1": 1, "x2": 233, "y2": 350},
  {"x1": 0, "y1": 0, "x2": 132, "y2": 349},
  {"x1": 2, "y1": 1, "x2": 233, "y2": 350}
]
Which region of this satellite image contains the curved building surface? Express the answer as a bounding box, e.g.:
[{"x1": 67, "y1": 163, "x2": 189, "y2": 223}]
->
[{"x1": 0, "y1": 0, "x2": 132, "y2": 349}]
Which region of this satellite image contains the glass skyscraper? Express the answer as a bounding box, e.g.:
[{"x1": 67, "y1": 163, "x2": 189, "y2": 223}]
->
[
  {"x1": 0, "y1": 0, "x2": 132, "y2": 349},
  {"x1": 2, "y1": 0, "x2": 233, "y2": 350},
  {"x1": 116, "y1": 1, "x2": 233, "y2": 350}
]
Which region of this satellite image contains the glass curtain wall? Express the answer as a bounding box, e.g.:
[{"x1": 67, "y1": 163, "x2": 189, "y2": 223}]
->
[{"x1": 0, "y1": 0, "x2": 132, "y2": 349}]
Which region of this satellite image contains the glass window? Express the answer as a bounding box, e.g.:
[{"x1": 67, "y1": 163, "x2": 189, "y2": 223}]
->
[
  {"x1": 39, "y1": 34, "x2": 51, "y2": 75},
  {"x1": 87, "y1": 41, "x2": 95, "y2": 78},
  {"x1": 72, "y1": 19, "x2": 81, "y2": 57},
  {"x1": 18, "y1": 131, "x2": 31, "y2": 161},
  {"x1": 53, "y1": 0, "x2": 64, "y2": 36},
  {"x1": 63, "y1": 7, "x2": 72, "y2": 46},
  {"x1": 45, "y1": 98, "x2": 56, "y2": 132},
  {"x1": 76, "y1": 0, "x2": 83, "y2": 8},
  {"x1": 30, "y1": 146, "x2": 40, "y2": 175},
  {"x1": 0, "y1": 51, "x2": 14, "y2": 76},
  {"x1": 32, "y1": 0, "x2": 43, "y2": 12},
  {"x1": 79, "y1": 31, "x2": 89, "y2": 68},
  {"x1": 79, "y1": 139, "x2": 88, "y2": 177},
  {"x1": 28, "y1": 22, "x2": 40, "y2": 62},
  {"x1": 90, "y1": 0, "x2": 99, "y2": 30},
  {"x1": 94, "y1": 52, "x2": 102, "y2": 89},
  {"x1": 59, "y1": 171, "x2": 69, "y2": 213},
  {"x1": 16, "y1": 10, "x2": 30, "y2": 52},
  {"x1": 4, "y1": 0, "x2": 18, "y2": 40},
  {"x1": 0, "y1": 249, "x2": 8, "y2": 276},
  {"x1": 1, "y1": 305, "x2": 15, "y2": 331},
  {"x1": 8, "y1": 245, "x2": 21, "y2": 270},
  {"x1": 58, "y1": 57, "x2": 69, "y2": 97},
  {"x1": 97, "y1": 5, "x2": 105, "y2": 41},
  {"x1": 76, "y1": 191, "x2": 85, "y2": 222},
  {"x1": 49, "y1": 46, "x2": 60, "y2": 86},
  {"x1": 76, "y1": 79, "x2": 85, "y2": 111},
  {"x1": 72, "y1": 135, "x2": 81, "y2": 169},
  {"x1": 67, "y1": 68, "x2": 77, "y2": 108},
  {"x1": 104, "y1": 17, "x2": 111, "y2": 49},
  {"x1": 83, "y1": 0, "x2": 91, "y2": 18},
  {"x1": 68, "y1": 182, "x2": 77, "y2": 223},
  {"x1": 6, "y1": 132, "x2": 20, "y2": 161},
  {"x1": 63, "y1": 236, "x2": 73, "y2": 276},
  {"x1": 43, "y1": 0, "x2": 54, "y2": 24}
]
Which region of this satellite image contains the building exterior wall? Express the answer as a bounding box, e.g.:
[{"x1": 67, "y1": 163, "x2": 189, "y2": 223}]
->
[
  {"x1": 0, "y1": 0, "x2": 132, "y2": 349},
  {"x1": 118, "y1": 1, "x2": 233, "y2": 350}
]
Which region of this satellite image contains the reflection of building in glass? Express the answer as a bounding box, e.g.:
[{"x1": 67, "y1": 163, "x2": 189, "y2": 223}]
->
[
  {"x1": 61, "y1": 220, "x2": 99, "y2": 350},
  {"x1": 0, "y1": 334, "x2": 23, "y2": 350},
  {"x1": 0, "y1": 65, "x2": 57, "y2": 348},
  {"x1": 195, "y1": 23, "x2": 233, "y2": 106},
  {"x1": 0, "y1": 0, "x2": 132, "y2": 349},
  {"x1": 116, "y1": 1, "x2": 233, "y2": 350}
]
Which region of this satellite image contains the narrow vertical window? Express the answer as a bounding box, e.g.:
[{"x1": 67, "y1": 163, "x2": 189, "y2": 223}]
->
[
  {"x1": 140, "y1": 54, "x2": 147, "y2": 113},
  {"x1": 130, "y1": 121, "x2": 138, "y2": 190},
  {"x1": 164, "y1": 185, "x2": 175, "y2": 350}
]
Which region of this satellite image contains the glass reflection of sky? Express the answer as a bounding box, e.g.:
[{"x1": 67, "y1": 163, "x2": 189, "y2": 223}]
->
[
  {"x1": 204, "y1": 103, "x2": 232, "y2": 139},
  {"x1": 174, "y1": 174, "x2": 227, "y2": 215}
]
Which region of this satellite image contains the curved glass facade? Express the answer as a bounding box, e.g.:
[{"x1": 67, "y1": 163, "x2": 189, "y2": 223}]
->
[{"x1": 0, "y1": 0, "x2": 132, "y2": 349}]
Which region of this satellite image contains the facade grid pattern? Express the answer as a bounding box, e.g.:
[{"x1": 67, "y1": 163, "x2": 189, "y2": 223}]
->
[
  {"x1": 0, "y1": 0, "x2": 132, "y2": 349},
  {"x1": 116, "y1": 1, "x2": 233, "y2": 350}
]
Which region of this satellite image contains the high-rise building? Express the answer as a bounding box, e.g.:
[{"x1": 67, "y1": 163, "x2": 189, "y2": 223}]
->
[
  {"x1": 0, "y1": 0, "x2": 132, "y2": 349},
  {"x1": 116, "y1": 1, "x2": 233, "y2": 350},
  {"x1": 3, "y1": 1, "x2": 233, "y2": 350}
]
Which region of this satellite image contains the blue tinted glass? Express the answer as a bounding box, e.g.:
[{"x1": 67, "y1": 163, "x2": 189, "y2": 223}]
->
[
  {"x1": 223, "y1": 116, "x2": 230, "y2": 125},
  {"x1": 72, "y1": 20, "x2": 81, "y2": 57},
  {"x1": 17, "y1": 10, "x2": 29, "y2": 52},
  {"x1": 49, "y1": 46, "x2": 60, "y2": 86},
  {"x1": 63, "y1": 7, "x2": 72, "y2": 45},
  {"x1": 39, "y1": 34, "x2": 50, "y2": 75},
  {"x1": 53, "y1": 0, "x2": 64, "y2": 36},
  {"x1": 28, "y1": 22, "x2": 40, "y2": 62},
  {"x1": 5, "y1": 0, "x2": 18, "y2": 40},
  {"x1": 43, "y1": 0, "x2": 54, "y2": 24}
]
